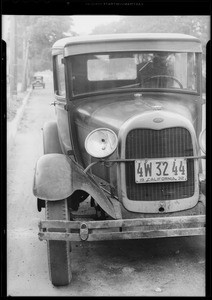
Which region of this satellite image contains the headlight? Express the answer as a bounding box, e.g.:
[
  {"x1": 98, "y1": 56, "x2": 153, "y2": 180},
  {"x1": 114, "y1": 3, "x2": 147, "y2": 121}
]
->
[
  {"x1": 85, "y1": 128, "x2": 118, "y2": 158},
  {"x1": 199, "y1": 129, "x2": 206, "y2": 154}
]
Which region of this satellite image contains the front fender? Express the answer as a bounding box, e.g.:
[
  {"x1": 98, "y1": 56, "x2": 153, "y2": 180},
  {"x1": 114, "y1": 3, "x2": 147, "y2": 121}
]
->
[{"x1": 33, "y1": 154, "x2": 116, "y2": 219}]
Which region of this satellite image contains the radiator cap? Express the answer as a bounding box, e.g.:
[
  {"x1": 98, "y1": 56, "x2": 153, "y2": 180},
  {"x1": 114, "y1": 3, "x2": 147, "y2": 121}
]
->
[
  {"x1": 134, "y1": 93, "x2": 142, "y2": 99},
  {"x1": 134, "y1": 93, "x2": 143, "y2": 105},
  {"x1": 152, "y1": 105, "x2": 162, "y2": 110}
]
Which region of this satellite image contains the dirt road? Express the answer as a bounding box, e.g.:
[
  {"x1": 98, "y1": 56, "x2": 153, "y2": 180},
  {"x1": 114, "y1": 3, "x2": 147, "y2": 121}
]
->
[{"x1": 7, "y1": 73, "x2": 205, "y2": 296}]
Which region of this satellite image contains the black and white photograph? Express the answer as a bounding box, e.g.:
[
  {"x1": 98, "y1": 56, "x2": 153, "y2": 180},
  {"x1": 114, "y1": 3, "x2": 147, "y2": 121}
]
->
[{"x1": 2, "y1": 2, "x2": 210, "y2": 296}]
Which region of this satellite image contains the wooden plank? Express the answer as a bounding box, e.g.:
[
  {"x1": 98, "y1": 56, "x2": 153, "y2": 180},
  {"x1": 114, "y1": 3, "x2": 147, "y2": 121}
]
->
[
  {"x1": 88, "y1": 228, "x2": 206, "y2": 241},
  {"x1": 38, "y1": 227, "x2": 205, "y2": 242},
  {"x1": 39, "y1": 232, "x2": 81, "y2": 241},
  {"x1": 87, "y1": 228, "x2": 206, "y2": 241},
  {"x1": 39, "y1": 215, "x2": 205, "y2": 230}
]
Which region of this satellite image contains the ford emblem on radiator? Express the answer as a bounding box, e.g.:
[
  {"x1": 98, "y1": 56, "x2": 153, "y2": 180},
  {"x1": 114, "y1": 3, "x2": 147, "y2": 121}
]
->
[{"x1": 153, "y1": 117, "x2": 164, "y2": 123}]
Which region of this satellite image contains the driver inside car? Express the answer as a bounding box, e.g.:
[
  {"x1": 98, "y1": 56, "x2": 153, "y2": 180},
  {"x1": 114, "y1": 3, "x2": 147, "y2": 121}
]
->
[{"x1": 138, "y1": 52, "x2": 174, "y2": 88}]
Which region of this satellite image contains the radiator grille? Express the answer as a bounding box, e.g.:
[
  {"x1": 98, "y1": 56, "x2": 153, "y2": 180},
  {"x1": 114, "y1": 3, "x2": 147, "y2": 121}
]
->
[{"x1": 125, "y1": 128, "x2": 195, "y2": 201}]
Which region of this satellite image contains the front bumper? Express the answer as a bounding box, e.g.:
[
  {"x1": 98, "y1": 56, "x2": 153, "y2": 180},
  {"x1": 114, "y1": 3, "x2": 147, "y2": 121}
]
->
[{"x1": 38, "y1": 213, "x2": 205, "y2": 242}]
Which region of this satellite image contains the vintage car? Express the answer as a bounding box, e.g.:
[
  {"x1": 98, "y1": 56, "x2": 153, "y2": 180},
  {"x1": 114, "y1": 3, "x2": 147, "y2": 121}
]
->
[
  {"x1": 32, "y1": 75, "x2": 45, "y2": 89},
  {"x1": 33, "y1": 33, "x2": 206, "y2": 286}
]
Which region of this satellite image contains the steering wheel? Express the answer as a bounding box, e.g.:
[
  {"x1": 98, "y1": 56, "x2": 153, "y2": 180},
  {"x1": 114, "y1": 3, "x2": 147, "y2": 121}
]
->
[{"x1": 143, "y1": 75, "x2": 183, "y2": 89}]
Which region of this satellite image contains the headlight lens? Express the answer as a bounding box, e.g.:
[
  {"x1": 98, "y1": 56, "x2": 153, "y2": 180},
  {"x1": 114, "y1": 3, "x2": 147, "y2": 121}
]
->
[
  {"x1": 199, "y1": 129, "x2": 206, "y2": 154},
  {"x1": 85, "y1": 128, "x2": 118, "y2": 158}
]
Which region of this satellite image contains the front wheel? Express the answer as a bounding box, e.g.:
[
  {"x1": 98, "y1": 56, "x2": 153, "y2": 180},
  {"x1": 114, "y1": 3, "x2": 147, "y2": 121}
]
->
[{"x1": 46, "y1": 199, "x2": 72, "y2": 286}]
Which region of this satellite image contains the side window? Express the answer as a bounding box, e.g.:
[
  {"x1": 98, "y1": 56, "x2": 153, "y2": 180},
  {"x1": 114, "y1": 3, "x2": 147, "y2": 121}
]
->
[{"x1": 55, "y1": 54, "x2": 66, "y2": 97}]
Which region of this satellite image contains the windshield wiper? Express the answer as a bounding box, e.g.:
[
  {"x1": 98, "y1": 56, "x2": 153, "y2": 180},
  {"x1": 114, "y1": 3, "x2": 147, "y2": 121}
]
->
[
  {"x1": 138, "y1": 60, "x2": 153, "y2": 72},
  {"x1": 117, "y1": 83, "x2": 141, "y2": 89}
]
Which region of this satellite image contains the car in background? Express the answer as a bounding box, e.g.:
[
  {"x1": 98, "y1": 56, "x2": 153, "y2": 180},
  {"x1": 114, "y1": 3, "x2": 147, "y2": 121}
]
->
[{"x1": 32, "y1": 75, "x2": 45, "y2": 89}]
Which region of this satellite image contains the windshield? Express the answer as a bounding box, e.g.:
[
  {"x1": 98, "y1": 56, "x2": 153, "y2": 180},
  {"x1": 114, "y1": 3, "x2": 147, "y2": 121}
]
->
[{"x1": 69, "y1": 52, "x2": 198, "y2": 96}]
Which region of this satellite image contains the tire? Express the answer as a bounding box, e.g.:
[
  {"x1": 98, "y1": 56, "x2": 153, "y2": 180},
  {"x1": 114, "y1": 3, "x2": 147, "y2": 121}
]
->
[{"x1": 46, "y1": 199, "x2": 72, "y2": 286}]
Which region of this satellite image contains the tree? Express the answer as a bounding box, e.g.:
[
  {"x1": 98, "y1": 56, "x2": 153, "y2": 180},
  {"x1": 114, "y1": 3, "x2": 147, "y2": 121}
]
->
[
  {"x1": 29, "y1": 16, "x2": 75, "y2": 72},
  {"x1": 14, "y1": 16, "x2": 75, "y2": 91},
  {"x1": 92, "y1": 16, "x2": 209, "y2": 50}
]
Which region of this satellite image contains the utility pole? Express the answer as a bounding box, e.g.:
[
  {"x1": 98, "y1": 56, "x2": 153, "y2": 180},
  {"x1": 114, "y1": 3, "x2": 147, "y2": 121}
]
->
[
  {"x1": 21, "y1": 29, "x2": 31, "y2": 92},
  {"x1": 9, "y1": 15, "x2": 17, "y2": 101}
]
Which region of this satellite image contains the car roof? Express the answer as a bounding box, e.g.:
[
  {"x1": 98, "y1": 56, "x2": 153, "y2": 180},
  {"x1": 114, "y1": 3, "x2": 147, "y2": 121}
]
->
[
  {"x1": 52, "y1": 33, "x2": 202, "y2": 56},
  {"x1": 53, "y1": 33, "x2": 200, "y2": 48}
]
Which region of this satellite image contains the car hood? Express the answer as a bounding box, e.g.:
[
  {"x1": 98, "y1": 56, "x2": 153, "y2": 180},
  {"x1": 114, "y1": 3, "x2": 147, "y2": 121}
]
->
[{"x1": 74, "y1": 92, "x2": 199, "y2": 134}]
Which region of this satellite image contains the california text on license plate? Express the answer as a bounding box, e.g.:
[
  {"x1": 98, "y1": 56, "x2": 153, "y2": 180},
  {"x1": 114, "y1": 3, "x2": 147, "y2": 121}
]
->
[{"x1": 135, "y1": 158, "x2": 187, "y2": 183}]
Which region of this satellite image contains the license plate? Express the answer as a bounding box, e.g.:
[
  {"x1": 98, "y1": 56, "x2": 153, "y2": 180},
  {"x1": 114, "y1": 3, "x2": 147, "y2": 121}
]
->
[{"x1": 135, "y1": 158, "x2": 187, "y2": 183}]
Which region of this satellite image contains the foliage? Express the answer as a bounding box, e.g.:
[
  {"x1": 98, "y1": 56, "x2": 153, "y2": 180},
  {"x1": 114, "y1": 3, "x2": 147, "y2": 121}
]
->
[
  {"x1": 30, "y1": 16, "x2": 75, "y2": 71},
  {"x1": 16, "y1": 16, "x2": 75, "y2": 73},
  {"x1": 92, "y1": 16, "x2": 210, "y2": 56}
]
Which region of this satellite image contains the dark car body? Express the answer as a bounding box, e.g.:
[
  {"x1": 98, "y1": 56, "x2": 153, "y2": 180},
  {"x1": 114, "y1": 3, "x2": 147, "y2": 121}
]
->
[
  {"x1": 32, "y1": 75, "x2": 45, "y2": 89},
  {"x1": 33, "y1": 33, "x2": 206, "y2": 286}
]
